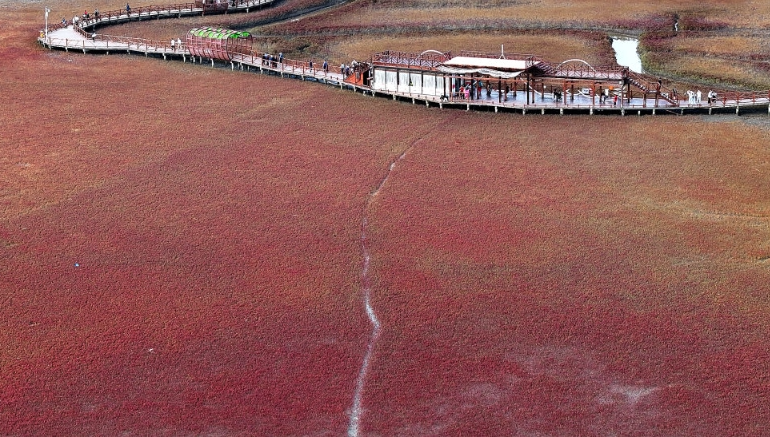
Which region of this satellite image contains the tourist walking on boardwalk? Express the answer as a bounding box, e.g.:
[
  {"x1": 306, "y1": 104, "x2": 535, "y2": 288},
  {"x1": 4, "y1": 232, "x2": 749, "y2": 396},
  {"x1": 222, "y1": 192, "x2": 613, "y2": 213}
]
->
[
  {"x1": 696, "y1": 90, "x2": 702, "y2": 105},
  {"x1": 323, "y1": 60, "x2": 328, "y2": 73},
  {"x1": 176, "y1": 38, "x2": 182, "y2": 50},
  {"x1": 278, "y1": 52, "x2": 283, "y2": 64},
  {"x1": 309, "y1": 59, "x2": 313, "y2": 72},
  {"x1": 126, "y1": 3, "x2": 131, "y2": 14},
  {"x1": 170, "y1": 38, "x2": 175, "y2": 51}
]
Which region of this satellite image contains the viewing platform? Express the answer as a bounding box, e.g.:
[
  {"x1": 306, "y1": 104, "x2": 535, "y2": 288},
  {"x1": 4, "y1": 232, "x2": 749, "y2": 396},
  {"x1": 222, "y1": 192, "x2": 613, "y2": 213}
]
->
[{"x1": 37, "y1": 1, "x2": 770, "y2": 117}]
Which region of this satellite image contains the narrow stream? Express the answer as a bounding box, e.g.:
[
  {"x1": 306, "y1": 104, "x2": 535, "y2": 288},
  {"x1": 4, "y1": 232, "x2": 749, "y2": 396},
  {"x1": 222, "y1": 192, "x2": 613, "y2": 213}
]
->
[{"x1": 611, "y1": 35, "x2": 643, "y2": 73}]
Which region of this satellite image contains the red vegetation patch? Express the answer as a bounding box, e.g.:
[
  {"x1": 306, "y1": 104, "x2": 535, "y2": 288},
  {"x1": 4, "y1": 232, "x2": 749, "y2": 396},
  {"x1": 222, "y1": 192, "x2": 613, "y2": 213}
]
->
[
  {"x1": 0, "y1": 16, "x2": 444, "y2": 431},
  {"x1": 5, "y1": 1, "x2": 770, "y2": 435},
  {"x1": 362, "y1": 114, "x2": 770, "y2": 435}
]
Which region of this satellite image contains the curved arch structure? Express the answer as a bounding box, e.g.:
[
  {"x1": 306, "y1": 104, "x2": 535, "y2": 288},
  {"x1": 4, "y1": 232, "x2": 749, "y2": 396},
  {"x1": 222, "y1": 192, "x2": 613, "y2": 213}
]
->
[
  {"x1": 419, "y1": 49, "x2": 446, "y2": 58},
  {"x1": 555, "y1": 58, "x2": 598, "y2": 73}
]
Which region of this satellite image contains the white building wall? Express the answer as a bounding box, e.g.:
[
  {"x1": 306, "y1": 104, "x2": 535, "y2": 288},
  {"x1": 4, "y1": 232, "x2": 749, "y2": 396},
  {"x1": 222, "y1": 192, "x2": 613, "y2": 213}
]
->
[{"x1": 371, "y1": 67, "x2": 446, "y2": 96}]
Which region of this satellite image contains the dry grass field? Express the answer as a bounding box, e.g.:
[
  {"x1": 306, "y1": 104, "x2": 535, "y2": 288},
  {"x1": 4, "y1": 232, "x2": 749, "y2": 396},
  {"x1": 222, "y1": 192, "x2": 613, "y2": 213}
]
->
[
  {"x1": 640, "y1": 31, "x2": 770, "y2": 89},
  {"x1": 2, "y1": 0, "x2": 770, "y2": 435},
  {"x1": 291, "y1": 0, "x2": 770, "y2": 30}
]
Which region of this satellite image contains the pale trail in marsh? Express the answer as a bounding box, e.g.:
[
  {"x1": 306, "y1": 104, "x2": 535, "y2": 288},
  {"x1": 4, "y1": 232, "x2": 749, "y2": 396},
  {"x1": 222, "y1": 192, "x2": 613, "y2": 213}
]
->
[{"x1": 347, "y1": 155, "x2": 407, "y2": 437}]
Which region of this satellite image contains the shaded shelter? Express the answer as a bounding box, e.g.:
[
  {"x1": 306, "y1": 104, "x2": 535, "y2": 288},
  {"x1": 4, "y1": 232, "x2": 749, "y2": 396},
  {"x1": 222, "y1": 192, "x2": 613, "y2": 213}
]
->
[{"x1": 185, "y1": 27, "x2": 253, "y2": 61}]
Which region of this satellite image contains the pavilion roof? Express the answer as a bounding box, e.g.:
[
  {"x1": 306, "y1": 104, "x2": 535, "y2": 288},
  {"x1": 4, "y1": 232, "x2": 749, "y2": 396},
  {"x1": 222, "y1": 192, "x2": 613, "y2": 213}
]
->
[
  {"x1": 188, "y1": 27, "x2": 251, "y2": 40},
  {"x1": 437, "y1": 56, "x2": 537, "y2": 78},
  {"x1": 443, "y1": 56, "x2": 533, "y2": 70}
]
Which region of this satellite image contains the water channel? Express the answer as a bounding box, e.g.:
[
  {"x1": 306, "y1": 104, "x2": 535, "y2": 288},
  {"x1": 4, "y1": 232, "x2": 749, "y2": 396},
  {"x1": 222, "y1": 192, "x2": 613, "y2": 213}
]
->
[{"x1": 611, "y1": 35, "x2": 643, "y2": 73}]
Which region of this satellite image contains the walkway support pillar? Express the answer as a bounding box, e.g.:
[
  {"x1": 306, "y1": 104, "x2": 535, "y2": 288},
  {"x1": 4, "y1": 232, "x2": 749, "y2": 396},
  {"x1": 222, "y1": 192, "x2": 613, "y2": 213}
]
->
[{"x1": 526, "y1": 73, "x2": 529, "y2": 105}]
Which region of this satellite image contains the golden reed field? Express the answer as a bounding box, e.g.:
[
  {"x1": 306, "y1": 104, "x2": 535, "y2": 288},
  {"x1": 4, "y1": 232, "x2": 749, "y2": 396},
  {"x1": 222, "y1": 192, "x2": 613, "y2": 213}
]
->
[{"x1": 2, "y1": 0, "x2": 770, "y2": 435}]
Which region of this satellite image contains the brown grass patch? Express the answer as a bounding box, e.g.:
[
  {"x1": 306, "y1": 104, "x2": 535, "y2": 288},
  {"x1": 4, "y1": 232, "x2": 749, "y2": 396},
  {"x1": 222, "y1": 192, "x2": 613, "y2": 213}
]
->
[
  {"x1": 646, "y1": 51, "x2": 770, "y2": 89},
  {"x1": 327, "y1": 31, "x2": 613, "y2": 66},
  {"x1": 297, "y1": 0, "x2": 770, "y2": 29},
  {"x1": 674, "y1": 35, "x2": 770, "y2": 56}
]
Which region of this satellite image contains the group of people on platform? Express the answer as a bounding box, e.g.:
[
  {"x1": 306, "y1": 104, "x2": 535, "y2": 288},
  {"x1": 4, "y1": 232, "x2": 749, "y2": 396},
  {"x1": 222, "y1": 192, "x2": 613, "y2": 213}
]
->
[
  {"x1": 261, "y1": 52, "x2": 283, "y2": 67},
  {"x1": 62, "y1": 8, "x2": 100, "y2": 27},
  {"x1": 254, "y1": 51, "x2": 365, "y2": 77},
  {"x1": 340, "y1": 61, "x2": 361, "y2": 77},
  {"x1": 654, "y1": 84, "x2": 719, "y2": 106},
  {"x1": 454, "y1": 80, "x2": 494, "y2": 100},
  {"x1": 455, "y1": 80, "x2": 555, "y2": 101},
  {"x1": 685, "y1": 89, "x2": 718, "y2": 105},
  {"x1": 598, "y1": 87, "x2": 619, "y2": 106}
]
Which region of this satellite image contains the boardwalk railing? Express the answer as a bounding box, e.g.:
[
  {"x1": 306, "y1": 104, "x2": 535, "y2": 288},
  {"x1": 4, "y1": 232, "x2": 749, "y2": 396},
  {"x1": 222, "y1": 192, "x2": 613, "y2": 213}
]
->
[
  {"x1": 372, "y1": 50, "x2": 451, "y2": 69},
  {"x1": 43, "y1": 31, "x2": 187, "y2": 56},
  {"x1": 64, "y1": 0, "x2": 275, "y2": 31},
  {"x1": 68, "y1": 3, "x2": 198, "y2": 30},
  {"x1": 231, "y1": 52, "x2": 350, "y2": 83},
  {"x1": 538, "y1": 61, "x2": 627, "y2": 81}
]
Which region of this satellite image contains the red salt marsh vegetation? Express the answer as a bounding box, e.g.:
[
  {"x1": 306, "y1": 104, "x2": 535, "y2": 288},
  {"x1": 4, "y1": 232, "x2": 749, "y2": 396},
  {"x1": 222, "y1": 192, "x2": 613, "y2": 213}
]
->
[
  {"x1": 3, "y1": 0, "x2": 770, "y2": 435},
  {"x1": 0, "y1": 54, "x2": 443, "y2": 432},
  {"x1": 365, "y1": 115, "x2": 770, "y2": 435}
]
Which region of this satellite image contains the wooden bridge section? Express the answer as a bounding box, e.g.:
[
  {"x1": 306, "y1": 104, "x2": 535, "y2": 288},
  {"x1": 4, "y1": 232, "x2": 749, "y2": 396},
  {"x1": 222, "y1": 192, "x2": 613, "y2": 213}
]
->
[{"x1": 38, "y1": 2, "x2": 770, "y2": 116}]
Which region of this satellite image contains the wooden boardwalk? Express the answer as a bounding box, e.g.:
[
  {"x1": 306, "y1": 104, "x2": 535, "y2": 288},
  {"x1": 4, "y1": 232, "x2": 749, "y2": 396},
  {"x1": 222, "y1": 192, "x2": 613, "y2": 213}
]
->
[{"x1": 38, "y1": 2, "x2": 770, "y2": 116}]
